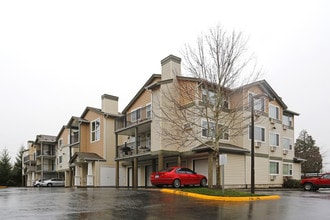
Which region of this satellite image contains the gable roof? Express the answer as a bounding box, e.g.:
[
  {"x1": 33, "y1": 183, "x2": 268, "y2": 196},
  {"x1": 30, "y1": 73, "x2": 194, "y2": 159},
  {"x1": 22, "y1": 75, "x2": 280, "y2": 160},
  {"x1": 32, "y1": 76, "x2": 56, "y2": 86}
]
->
[
  {"x1": 69, "y1": 152, "x2": 105, "y2": 163},
  {"x1": 35, "y1": 134, "x2": 56, "y2": 143},
  {"x1": 237, "y1": 80, "x2": 299, "y2": 116},
  {"x1": 192, "y1": 142, "x2": 250, "y2": 154},
  {"x1": 122, "y1": 74, "x2": 161, "y2": 113}
]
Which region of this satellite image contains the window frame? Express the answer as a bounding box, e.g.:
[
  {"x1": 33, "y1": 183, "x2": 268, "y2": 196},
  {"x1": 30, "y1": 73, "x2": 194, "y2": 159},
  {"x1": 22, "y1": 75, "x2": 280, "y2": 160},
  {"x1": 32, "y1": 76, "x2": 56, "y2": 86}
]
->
[
  {"x1": 201, "y1": 120, "x2": 229, "y2": 140},
  {"x1": 282, "y1": 137, "x2": 293, "y2": 150},
  {"x1": 249, "y1": 125, "x2": 266, "y2": 142},
  {"x1": 269, "y1": 132, "x2": 280, "y2": 147},
  {"x1": 269, "y1": 104, "x2": 280, "y2": 120},
  {"x1": 249, "y1": 92, "x2": 265, "y2": 112},
  {"x1": 283, "y1": 163, "x2": 293, "y2": 176},
  {"x1": 269, "y1": 161, "x2": 280, "y2": 175},
  {"x1": 131, "y1": 108, "x2": 141, "y2": 122},
  {"x1": 282, "y1": 115, "x2": 293, "y2": 127},
  {"x1": 91, "y1": 118, "x2": 101, "y2": 143}
]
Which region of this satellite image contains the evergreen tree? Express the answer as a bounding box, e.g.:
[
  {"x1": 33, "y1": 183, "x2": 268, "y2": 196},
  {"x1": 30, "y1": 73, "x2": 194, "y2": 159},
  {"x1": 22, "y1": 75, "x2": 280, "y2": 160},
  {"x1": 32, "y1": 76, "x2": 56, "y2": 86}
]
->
[
  {"x1": 0, "y1": 148, "x2": 12, "y2": 186},
  {"x1": 295, "y1": 130, "x2": 322, "y2": 176},
  {"x1": 11, "y1": 146, "x2": 24, "y2": 186}
]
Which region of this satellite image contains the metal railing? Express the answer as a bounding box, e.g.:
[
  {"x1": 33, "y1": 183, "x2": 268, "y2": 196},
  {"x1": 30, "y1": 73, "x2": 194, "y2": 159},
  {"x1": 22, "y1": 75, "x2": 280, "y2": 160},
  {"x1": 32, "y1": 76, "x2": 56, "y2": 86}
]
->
[
  {"x1": 115, "y1": 105, "x2": 152, "y2": 130},
  {"x1": 117, "y1": 141, "x2": 151, "y2": 158}
]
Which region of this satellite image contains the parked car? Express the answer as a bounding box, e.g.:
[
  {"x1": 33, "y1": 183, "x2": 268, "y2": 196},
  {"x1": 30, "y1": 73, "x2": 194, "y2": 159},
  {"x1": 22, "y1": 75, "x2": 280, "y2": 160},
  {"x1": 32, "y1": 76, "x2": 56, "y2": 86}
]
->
[
  {"x1": 150, "y1": 167, "x2": 207, "y2": 188},
  {"x1": 33, "y1": 179, "x2": 43, "y2": 187},
  {"x1": 301, "y1": 173, "x2": 330, "y2": 191},
  {"x1": 40, "y1": 178, "x2": 65, "y2": 187}
]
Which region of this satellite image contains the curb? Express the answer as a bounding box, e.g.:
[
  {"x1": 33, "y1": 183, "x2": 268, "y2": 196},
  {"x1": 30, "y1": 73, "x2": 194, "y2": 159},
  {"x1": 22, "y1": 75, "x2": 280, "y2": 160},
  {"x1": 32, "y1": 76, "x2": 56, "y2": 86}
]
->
[{"x1": 160, "y1": 189, "x2": 281, "y2": 202}]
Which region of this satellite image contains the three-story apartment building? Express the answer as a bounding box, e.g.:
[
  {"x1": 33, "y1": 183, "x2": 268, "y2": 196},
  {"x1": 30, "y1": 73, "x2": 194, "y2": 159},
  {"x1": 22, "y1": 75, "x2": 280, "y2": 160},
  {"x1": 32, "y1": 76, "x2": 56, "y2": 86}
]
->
[
  {"x1": 114, "y1": 55, "x2": 301, "y2": 188},
  {"x1": 22, "y1": 134, "x2": 57, "y2": 186}
]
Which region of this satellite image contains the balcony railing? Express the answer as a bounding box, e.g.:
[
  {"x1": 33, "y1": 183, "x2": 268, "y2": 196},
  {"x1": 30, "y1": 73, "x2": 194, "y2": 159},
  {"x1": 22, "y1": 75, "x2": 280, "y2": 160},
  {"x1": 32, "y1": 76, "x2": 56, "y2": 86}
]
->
[
  {"x1": 117, "y1": 141, "x2": 151, "y2": 158},
  {"x1": 115, "y1": 105, "x2": 152, "y2": 130},
  {"x1": 24, "y1": 155, "x2": 36, "y2": 163},
  {"x1": 36, "y1": 165, "x2": 56, "y2": 172},
  {"x1": 36, "y1": 150, "x2": 56, "y2": 157}
]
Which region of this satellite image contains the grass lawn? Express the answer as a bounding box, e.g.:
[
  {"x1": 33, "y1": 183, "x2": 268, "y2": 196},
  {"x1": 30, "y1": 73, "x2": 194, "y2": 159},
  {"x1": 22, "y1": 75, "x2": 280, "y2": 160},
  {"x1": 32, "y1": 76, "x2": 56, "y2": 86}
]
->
[{"x1": 179, "y1": 187, "x2": 266, "y2": 197}]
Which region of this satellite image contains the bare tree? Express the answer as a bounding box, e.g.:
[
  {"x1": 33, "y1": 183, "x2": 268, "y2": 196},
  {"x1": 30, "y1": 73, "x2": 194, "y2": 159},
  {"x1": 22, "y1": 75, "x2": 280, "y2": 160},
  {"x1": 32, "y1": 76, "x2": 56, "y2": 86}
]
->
[{"x1": 153, "y1": 25, "x2": 260, "y2": 188}]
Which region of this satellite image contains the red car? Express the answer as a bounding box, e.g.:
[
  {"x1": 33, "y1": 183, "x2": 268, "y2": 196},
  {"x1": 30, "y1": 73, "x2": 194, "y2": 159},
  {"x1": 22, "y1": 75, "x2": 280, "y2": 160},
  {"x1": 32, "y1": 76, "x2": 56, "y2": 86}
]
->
[
  {"x1": 301, "y1": 173, "x2": 330, "y2": 191},
  {"x1": 150, "y1": 167, "x2": 207, "y2": 188}
]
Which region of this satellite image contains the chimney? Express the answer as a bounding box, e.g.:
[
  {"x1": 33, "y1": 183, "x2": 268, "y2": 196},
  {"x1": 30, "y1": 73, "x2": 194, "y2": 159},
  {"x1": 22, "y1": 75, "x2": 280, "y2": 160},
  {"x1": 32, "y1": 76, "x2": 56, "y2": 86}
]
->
[
  {"x1": 101, "y1": 94, "x2": 119, "y2": 115},
  {"x1": 161, "y1": 54, "x2": 181, "y2": 80}
]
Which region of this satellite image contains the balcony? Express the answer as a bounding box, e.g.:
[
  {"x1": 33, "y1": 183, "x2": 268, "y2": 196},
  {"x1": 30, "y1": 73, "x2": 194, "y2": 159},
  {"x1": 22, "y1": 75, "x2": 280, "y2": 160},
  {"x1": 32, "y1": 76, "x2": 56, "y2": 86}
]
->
[
  {"x1": 23, "y1": 155, "x2": 36, "y2": 164},
  {"x1": 36, "y1": 165, "x2": 56, "y2": 172},
  {"x1": 36, "y1": 150, "x2": 56, "y2": 157},
  {"x1": 115, "y1": 105, "x2": 152, "y2": 131},
  {"x1": 117, "y1": 141, "x2": 151, "y2": 159}
]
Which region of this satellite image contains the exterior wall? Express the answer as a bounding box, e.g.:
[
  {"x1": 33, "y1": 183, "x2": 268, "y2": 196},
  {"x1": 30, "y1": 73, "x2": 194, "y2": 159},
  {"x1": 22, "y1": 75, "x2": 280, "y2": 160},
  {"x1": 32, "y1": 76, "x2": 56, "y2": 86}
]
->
[
  {"x1": 127, "y1": 89, "x2": 152, "y2": 113},
  {"x1": 83, "y1": 111, "x2": 104, "y2": 157}
]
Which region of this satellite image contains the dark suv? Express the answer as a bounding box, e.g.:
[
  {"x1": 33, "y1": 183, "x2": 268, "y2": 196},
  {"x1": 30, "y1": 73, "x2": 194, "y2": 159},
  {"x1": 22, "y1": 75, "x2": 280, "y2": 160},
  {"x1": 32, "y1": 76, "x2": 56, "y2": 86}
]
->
[{"x1": 301, "y1": 173, "x2": 330, "y2": 191}]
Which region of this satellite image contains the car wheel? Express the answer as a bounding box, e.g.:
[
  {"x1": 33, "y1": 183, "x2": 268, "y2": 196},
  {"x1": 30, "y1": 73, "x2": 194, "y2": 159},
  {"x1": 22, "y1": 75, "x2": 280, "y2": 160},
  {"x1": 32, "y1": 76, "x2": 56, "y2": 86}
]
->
[
  {"x1": 304, "y1": 183, "x2": 313, "y2": 191},
  {"x1": 200, "y1": 178, "x2": 207, "y2": 187},
  {"x1": 36, "y1": 184, "x2": 40, "y2": 187},
  {"x1": 47, "y1": 183, "x2": 52, "y2": 187},
  {"x1": 173, "y1": 179, "x2": 181, "y2": 188}
]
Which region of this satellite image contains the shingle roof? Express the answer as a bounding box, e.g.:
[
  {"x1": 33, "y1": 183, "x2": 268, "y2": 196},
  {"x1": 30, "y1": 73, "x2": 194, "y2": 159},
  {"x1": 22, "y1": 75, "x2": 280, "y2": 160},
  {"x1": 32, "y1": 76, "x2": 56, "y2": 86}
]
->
[
  {"x1": 69, "y1": 152, "x2": 105, "y2": 163},
  {"x1": 192, "y1": 142, "x2": 250, "y2": 154}
]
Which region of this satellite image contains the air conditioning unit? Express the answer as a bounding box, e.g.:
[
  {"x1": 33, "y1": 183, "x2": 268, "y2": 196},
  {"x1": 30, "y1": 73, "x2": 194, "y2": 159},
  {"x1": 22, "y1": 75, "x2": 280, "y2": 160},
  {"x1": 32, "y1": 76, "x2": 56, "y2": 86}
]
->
[
  {"x1": 270, "y1": 146, "x2": 276, "y2": 152},
  {"x1": 283, "y1": 149, "x2": 288, "y2": 155},
  {"x1": 255, "y1": 141, "x2": 262, "y2": 148},
  {"x1": 270, "y1": 175, "x2": 276, "y2": 181},
  {"x1": 269, "y1": 118, "x2": 275, "y2": 124}
]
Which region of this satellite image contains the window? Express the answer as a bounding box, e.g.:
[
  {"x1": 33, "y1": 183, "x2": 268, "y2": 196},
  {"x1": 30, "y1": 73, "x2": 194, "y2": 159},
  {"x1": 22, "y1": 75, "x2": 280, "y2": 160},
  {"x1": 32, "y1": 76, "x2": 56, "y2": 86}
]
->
[
  {"x1": 58, "y1": 139, "x2": 63, "y2": 148},
  {"x1": 270, "y1": 161, "x2": 279, "y2": 175},
  {"x1": 202, "y1": 120, "x2": 229, "y2": 140},
  {"x1": 71, "y1": 130, "x2": 79, "y2": 144},
  {"x1": 283, "y1": 163, "x2": 293, "y2": 176},
  {"x1": 202, "y1": 89, "x2": 216, "y2": 105},
  {"x1": 91, "y1": 118, "x2": 100, "y2": 142},
  {"x1": 249, "y1": 93, "x2": 265, "y2": 111},
  {"x1": 202, "y1": 121, "x2": 215, "y2": 138},
  {"x1": 131, "y1": 108, "x2": 141, "y2": 122},
  {"x1": 59, "y1": 156, "x2": 63, "y2": 164},
  {"x1": 146, "y1": 104, "x2": 152, "y2": 119},
  {"x1": 249, "y1": 125, "x2": 265, "y2": 142},
  {"x1": 202, "y1": 89, "x2": 229, "y2": 108},
  {"x1": 269, "y1": 132, "x2": 280, "y2": 146},
  {"x1": 269, "y1": 105, "x2": 279, "y2": 120},
  {"x1": 283, "y1": 137, "x2": 293, "y2": 150},
  {"x1": 282, "y1": 115, "x2": 293, "y2": 127},
  {"x1": 146, "y1": 133, "x2": 151, "y2": 148}
]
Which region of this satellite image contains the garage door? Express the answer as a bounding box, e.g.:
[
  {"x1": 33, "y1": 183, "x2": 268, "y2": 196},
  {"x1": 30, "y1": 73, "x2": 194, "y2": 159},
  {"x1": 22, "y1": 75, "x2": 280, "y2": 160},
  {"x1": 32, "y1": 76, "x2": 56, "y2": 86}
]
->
[{"x1": 100, "y1": 166, "x2": 115, "y2": 186}]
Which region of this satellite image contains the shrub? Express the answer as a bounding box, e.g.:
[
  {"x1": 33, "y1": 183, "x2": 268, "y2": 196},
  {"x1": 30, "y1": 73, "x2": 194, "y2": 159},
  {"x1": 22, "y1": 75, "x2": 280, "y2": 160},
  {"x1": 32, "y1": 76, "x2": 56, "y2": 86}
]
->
[{"x1": 283, "y1": 178, "x2": 302, "y2": 188}]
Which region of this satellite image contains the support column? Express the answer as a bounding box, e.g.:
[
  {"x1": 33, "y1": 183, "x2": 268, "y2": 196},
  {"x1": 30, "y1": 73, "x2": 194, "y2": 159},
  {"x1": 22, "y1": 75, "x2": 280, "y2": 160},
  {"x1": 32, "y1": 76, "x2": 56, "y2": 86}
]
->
[
  {"x1": 87, "y1": 162, "x2": 93, "y2": 186},
  {"x1": 115, "y1": 160, "x2": 119, "y2": 188},
  {"x1": 74, "y1": 165, "x2": 81, "y2": 186},
  {"x1": 158, "y1": 152, "x2": 164, "y2": 171},
  {"x1": 133, "y1": 157, "x2": 138, "y2": 188},
  {"x1": 208, "y1": 151, "x2": 214, "y2": 188},
  {"x1": 177, "y1": 154, "x2": 181, "y2": 166}
]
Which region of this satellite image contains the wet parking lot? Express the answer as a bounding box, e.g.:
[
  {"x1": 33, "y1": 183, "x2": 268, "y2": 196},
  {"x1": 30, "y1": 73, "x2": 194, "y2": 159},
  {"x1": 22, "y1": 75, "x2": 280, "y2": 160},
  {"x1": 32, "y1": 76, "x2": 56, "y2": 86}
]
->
[{"x1": 1, "y1": 187, "x2": 330, "y2": 220}]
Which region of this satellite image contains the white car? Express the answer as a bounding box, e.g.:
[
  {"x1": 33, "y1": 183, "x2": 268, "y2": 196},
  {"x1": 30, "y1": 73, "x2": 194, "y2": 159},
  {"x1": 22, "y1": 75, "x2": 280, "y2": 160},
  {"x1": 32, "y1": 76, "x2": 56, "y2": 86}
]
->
[
  {"x1": 33, "y1": 179, "x2": 43, "y2": 187},
  {"x1": 40, "y1": 178, "x2": 65, "y2": 187}
]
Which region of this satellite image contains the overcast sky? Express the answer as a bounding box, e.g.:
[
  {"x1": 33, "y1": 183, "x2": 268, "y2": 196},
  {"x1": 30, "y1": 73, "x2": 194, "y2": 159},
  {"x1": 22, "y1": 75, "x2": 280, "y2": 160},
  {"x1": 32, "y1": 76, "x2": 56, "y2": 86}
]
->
[{"x1": 1, "y1": 0, "x2": 329, "y2": 170}]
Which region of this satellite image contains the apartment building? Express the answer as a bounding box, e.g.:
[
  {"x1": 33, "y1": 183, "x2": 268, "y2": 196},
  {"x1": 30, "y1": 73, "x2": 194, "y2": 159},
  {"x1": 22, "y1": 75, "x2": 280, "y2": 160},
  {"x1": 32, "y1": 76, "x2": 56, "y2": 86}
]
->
[
  {"x1": 59, "y1": 94, "x2": 121, "y2": 187},
  {"x1": 114, "y1": 54, "x2": 301, "y2": 188},
  {"x1": 22, "y1": 135, "x2": 57, "y2": 186}
]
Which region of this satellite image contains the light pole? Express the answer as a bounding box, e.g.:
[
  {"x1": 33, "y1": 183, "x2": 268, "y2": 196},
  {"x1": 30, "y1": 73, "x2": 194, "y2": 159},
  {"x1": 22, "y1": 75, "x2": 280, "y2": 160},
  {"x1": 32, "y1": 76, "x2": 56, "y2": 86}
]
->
[{"x1": 250, "y1": 94, "x2": 267, "y2": 194}]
